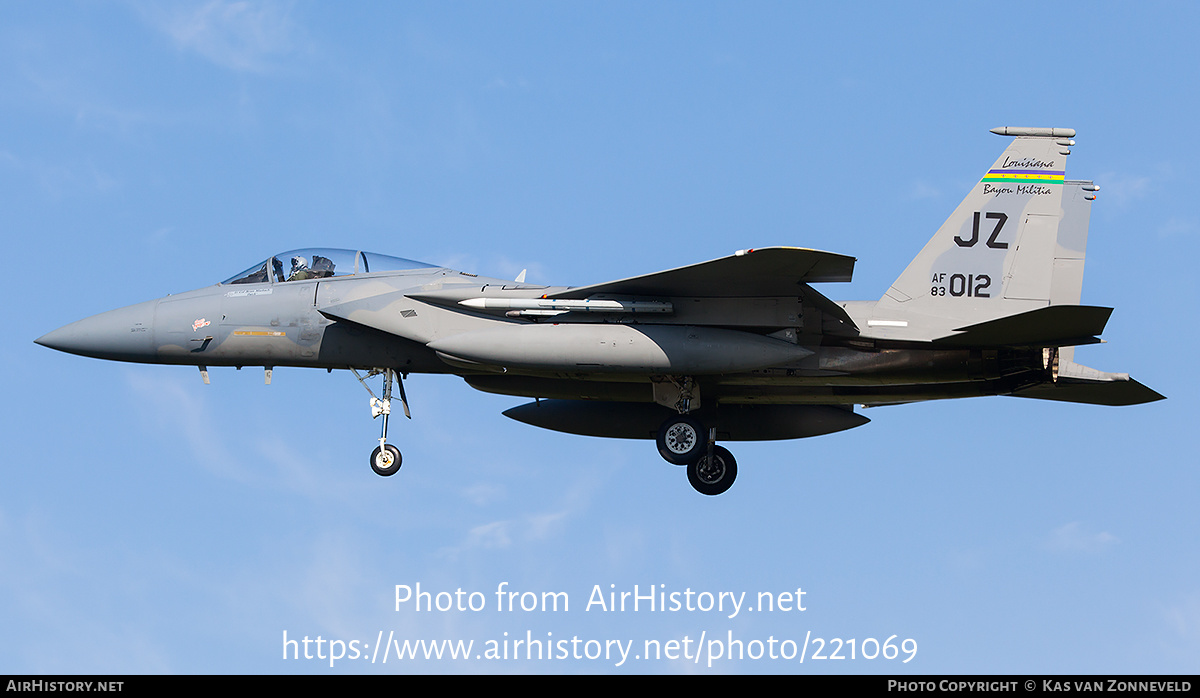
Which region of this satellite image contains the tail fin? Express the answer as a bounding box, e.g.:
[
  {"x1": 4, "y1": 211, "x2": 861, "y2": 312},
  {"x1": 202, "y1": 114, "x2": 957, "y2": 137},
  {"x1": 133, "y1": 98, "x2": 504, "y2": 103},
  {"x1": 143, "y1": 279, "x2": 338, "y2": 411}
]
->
[
  {"x1": 872, "y1": 127, "x2": 1097, "y2": 339},
  {"x1": 1046, "y1": 172, "x2": 1095, "y2": 365}
]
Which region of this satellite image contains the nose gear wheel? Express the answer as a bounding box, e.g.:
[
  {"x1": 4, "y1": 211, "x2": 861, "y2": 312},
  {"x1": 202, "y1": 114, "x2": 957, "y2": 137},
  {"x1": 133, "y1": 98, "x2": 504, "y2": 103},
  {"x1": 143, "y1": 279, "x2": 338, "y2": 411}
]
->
[{"x1": 371, "y1": 444, "x2": 402, "y2": 476}]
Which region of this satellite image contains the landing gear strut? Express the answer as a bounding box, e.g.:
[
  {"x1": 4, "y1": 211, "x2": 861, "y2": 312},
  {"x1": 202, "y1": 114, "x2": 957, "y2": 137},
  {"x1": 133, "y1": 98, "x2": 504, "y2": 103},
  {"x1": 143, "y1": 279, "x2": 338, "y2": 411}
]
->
[{"x1": 353, "y1": 367, "x2": 409, "y2": 477}]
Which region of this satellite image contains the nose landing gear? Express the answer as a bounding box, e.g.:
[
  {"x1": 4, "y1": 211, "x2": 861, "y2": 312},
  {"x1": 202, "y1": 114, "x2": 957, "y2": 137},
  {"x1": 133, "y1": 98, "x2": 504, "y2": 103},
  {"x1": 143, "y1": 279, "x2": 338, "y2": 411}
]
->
[{"x1": 353, "y1": 367, "x2": 409, "y2": 477}]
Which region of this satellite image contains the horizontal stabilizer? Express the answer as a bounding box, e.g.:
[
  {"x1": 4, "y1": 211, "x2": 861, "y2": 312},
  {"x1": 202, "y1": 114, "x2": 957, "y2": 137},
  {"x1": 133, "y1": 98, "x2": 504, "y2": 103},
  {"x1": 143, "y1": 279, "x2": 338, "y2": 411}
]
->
[
  {"x1": 1013, "y1": 374, "x2": 1165, "y2": 406},
  {"x1": 934, "y1": 305, "x2": 1112, "y2": 347},
  {"x1": 548, "y1": 247, "x2": 854, "y2": 299}
]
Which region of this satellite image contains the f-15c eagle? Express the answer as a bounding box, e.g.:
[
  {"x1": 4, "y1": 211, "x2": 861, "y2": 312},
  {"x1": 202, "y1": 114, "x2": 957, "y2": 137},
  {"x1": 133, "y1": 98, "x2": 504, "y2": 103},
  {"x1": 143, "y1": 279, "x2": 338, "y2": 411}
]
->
[{"x1": 38, "y1": 127, "x2": 1163, "y2": 495}]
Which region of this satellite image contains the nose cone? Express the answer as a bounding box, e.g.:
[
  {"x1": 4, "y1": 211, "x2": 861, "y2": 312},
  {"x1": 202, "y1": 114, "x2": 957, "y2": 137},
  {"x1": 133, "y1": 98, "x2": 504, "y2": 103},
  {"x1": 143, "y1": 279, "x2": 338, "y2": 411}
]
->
[{"x1": 36, "y1": 298, "x2": 160, "y2": 363}]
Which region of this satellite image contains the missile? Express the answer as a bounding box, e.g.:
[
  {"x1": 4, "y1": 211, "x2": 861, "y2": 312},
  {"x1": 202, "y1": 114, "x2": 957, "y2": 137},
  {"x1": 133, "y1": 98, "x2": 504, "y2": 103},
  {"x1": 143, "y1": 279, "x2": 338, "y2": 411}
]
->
[
  {"x1": 459, "y1": 297, "x2": 673, "y2": 314},
  {"x1": 990, "y1": 126, "x2": 1076, "y2": 138},
  {"x1": 427, "y1": 324, "x2": 811, "y2": 374}
]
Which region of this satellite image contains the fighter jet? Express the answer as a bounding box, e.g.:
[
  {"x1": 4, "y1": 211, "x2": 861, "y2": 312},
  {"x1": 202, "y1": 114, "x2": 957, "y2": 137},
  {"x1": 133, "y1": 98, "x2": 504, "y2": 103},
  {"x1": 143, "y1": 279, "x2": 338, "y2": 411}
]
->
[{"x1": 36, "y1": 127, "x2": 1163, "y2": 495}]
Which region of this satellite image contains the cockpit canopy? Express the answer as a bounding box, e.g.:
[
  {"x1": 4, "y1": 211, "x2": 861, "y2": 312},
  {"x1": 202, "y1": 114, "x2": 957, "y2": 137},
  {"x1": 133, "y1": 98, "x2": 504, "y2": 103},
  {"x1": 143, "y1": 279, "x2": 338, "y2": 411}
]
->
[{"x1": 222, "y1": 248, "x2": 437, "y2": 285}]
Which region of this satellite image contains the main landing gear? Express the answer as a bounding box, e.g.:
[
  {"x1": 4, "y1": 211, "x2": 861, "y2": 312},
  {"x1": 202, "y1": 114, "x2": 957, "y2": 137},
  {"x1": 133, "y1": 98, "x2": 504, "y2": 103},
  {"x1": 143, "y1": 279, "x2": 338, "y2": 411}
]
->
[
  {"x1": 656, "y1": 413, "x2": 738, "y2": 496},
  {"x1": 353, "y1": 368, "x2": 409, "y2": 477}
]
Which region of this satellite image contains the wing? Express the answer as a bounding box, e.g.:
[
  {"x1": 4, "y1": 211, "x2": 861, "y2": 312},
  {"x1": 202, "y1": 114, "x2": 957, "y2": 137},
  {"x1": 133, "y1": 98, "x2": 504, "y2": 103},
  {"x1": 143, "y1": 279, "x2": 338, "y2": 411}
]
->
[
  {"x1": 546, "y1": 247, "x2": 854, "y2": 299},
  {"x1": 547, "y1": 247, "x2": 859, "y2": 331}
]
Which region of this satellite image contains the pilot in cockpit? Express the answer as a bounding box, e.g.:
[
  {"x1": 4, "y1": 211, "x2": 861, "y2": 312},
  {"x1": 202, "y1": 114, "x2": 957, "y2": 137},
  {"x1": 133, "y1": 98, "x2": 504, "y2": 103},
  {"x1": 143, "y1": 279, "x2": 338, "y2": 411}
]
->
[{"x1": 287, "y1": 255, "x2": 315, "y2": 281}]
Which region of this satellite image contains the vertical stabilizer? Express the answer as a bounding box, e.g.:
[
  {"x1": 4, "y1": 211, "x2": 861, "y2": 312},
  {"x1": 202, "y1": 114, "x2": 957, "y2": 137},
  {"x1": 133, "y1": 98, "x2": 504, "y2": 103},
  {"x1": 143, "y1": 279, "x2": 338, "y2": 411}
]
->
[
  {"x1": 1052, "y1": 179, "x2": 1096, "y2": 366},
  {"x1": 871, "y1": 128, "x2": 1093, "y2": 339}
]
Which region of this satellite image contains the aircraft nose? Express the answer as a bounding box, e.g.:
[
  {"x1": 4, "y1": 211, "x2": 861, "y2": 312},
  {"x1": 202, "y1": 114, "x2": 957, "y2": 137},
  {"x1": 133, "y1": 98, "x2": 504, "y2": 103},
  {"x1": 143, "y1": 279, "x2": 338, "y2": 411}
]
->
[{"x1": 36, "y1": 298, "x2": 160, "y2": 362}]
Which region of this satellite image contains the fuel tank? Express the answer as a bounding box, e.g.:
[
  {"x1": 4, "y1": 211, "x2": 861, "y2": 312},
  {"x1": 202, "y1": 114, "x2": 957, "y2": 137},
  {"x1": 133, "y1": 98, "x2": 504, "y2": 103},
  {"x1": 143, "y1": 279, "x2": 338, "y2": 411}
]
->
[{"x1": 503, "y1": 400, "x2": 869, "y2": 441}]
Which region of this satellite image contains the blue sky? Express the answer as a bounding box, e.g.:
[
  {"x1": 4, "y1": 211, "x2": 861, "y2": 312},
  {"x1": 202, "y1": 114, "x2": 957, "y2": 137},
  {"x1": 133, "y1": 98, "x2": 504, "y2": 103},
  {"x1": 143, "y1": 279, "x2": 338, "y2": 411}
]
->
[{"x1": 3, "y1": 1, "x2": 1197, "y2": 674}]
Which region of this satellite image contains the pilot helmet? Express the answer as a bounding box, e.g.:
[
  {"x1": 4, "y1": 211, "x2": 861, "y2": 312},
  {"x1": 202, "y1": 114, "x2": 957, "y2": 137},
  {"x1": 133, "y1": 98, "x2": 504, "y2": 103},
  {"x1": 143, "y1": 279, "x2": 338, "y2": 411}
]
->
[{"x1": 291, "y1": 255, "x2": 308, "y2": 270}]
